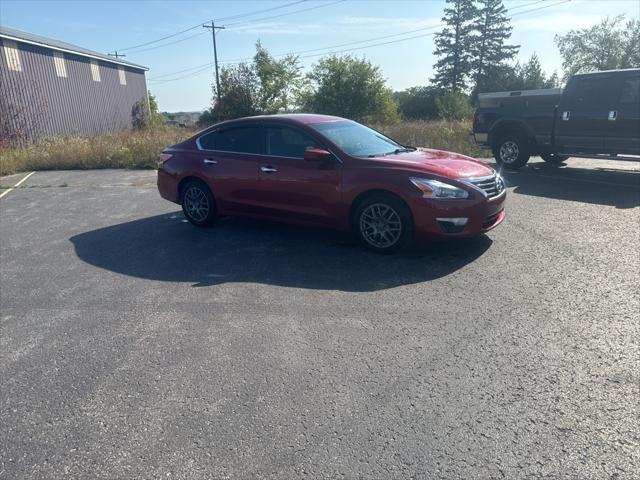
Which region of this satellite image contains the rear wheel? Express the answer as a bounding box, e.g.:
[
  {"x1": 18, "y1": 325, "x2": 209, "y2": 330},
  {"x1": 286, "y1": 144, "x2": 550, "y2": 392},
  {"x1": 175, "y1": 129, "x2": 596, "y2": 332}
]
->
[
  {"x1": 181, "y1": 180, "x2": 217, "y2": 227},
  {"x1": 541, "y1": 153, "x2": 569, "y2": 165},
  {"x1": 493, "y1": 132, "x2": 530, "y2": 170},
  {"x1": 354, "y1": 193, "x2": 413, "y2": 254}
]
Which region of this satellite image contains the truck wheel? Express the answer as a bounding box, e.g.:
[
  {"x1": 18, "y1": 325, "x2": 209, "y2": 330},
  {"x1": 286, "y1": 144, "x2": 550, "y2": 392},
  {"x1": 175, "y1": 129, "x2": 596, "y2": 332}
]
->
[
  {"x1": 493, "y1": 133, "x2": 530, "y2": 170},
  {"x1": 541, "y1": 153, "x2": 569, "y2": 165}
]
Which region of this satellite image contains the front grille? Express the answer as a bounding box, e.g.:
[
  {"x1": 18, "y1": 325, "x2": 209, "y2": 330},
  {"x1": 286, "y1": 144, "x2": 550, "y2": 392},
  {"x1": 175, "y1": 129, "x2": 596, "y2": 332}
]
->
[{"x1": 465, "y1": 174, "x2": 505, "y2": 199}]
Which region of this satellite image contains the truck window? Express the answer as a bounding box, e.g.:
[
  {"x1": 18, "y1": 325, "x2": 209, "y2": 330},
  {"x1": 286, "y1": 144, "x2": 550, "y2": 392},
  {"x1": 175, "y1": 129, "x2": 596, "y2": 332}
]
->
[
  {"x1": 619, "y1": 76, "x2": 640, "y2": 105},
  {"x1": 565, "y1": 76, "x2": 615, "y2": 109}
]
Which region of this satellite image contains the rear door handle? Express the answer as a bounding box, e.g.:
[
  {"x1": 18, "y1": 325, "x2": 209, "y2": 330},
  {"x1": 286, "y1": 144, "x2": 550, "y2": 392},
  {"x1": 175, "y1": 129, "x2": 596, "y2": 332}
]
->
[
  {"x1": 203, "y1": 158, "x2": 217, "y2": 165},
  {"x1": 608, "y1": 110, "x2": 618, "y2": 121},
  {"x1": 261, "y1": 166, "x2": 277, "y2": 173}
]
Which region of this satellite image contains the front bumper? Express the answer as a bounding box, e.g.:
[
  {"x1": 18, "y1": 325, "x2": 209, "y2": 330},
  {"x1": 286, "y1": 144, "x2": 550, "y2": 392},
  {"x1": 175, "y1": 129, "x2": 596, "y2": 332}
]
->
[{"x1": 410, "y1": 190, "x2": 506, "y2": 240}]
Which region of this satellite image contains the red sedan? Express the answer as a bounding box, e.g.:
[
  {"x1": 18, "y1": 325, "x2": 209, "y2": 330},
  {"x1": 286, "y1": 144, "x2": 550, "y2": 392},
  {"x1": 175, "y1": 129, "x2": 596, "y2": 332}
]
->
[{"x1": 157, "y1": 114, "x2": 506, "y2": 253}]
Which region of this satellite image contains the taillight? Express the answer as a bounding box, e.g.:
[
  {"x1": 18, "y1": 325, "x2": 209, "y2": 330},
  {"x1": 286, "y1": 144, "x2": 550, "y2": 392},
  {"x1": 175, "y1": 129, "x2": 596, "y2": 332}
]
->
[
  {"x1": 472, "y1": 111, "x2": 478, "y2": 129},
  {"x1": 158, "y1": 153, "x2": 173, "y2": 168}
]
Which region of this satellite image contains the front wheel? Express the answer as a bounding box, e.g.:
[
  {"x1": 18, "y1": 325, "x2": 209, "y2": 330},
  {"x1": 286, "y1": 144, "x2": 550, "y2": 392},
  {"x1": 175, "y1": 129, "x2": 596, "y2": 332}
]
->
[
  {"x1": 541, "y1": 153, "x2": 569, "y2": 165},
  {"x1": 493, "y1": 133, "x2": 530, "y2": 170},
  {"x1": 354, "y1": 194, "x2": 413, "y2": 254},
  {"x1": 181, "y1": 180, "x2": 218, "y2": 227}
]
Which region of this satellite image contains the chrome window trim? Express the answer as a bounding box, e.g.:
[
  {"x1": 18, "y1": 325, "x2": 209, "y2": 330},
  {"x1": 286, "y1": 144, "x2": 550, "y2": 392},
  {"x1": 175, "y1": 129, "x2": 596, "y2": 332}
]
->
[{"x1": 195, "y1": 127, "x2": 342, "y2": 163}]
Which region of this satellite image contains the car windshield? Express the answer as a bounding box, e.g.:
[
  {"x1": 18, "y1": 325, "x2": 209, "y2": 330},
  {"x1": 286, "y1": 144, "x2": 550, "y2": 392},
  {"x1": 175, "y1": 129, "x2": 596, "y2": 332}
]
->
[{"x1": 309, "y1": 120, "x2": 405, "y2": 157}]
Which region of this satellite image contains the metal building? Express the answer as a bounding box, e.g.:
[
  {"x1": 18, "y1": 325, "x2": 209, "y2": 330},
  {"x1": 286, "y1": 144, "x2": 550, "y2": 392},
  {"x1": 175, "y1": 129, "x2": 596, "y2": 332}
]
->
[{"x1": 0, "y1": 26, "x2": 149, "y2": 144}]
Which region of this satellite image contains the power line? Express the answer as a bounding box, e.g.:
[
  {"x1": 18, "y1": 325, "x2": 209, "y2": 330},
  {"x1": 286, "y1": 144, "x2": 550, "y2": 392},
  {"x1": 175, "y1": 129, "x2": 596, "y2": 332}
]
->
[
  {"x1": 116, "y1": 0, "x2": 316, "y2": 53},
  {"x1": 125, "y1": 32, "x2": 207, "y2": 55},
  {"x1": 147, "y1": 0, "x2": 572, "y2": 83},
  {"x1": 214, "y1": 0, "x2": 307, "y2": 22},
  {"x1": 224, "y1": 0, "x2": 347, "y2": 27},
  {"x1": 149, "y1": 62, "x2": 215, "y2": 80}
]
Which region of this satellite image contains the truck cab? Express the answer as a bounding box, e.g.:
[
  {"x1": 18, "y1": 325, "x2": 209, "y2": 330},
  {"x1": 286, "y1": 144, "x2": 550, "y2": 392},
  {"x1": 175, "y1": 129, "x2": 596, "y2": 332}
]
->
[{"x1": 472, "y1": 69, "x2": 640, "y2": 170}]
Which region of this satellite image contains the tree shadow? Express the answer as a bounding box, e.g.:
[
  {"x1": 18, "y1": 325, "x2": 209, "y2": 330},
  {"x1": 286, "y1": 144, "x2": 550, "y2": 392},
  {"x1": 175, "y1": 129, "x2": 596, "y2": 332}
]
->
[
  {"x1": 70, "y1": 213, "x2": 493, "y2": 292},
  {"x1": 493, "y1": 160, "x2": 640, "y2": 209}
]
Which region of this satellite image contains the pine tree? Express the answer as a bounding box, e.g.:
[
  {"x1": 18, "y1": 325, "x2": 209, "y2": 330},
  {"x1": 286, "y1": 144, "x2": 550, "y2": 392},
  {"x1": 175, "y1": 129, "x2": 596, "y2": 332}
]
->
[
  {"x1": 432, "y1": 0, "x2": 478, "y2": 92},
  {"x1": 472, "y1": 0, "x2": 519, "y2": 95}
]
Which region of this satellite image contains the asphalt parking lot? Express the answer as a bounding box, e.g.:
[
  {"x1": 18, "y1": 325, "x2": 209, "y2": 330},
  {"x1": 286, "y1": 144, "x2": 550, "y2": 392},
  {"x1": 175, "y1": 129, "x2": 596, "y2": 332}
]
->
[{"x1": 1, "y1": 157, "x2": 639, "y2": 479}]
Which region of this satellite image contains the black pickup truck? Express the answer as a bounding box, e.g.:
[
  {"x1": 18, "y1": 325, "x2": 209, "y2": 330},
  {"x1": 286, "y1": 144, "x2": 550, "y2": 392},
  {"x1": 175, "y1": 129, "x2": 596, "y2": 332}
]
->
[{"x1": 471, "y1": 68, "x2": 640, "y2": 169}]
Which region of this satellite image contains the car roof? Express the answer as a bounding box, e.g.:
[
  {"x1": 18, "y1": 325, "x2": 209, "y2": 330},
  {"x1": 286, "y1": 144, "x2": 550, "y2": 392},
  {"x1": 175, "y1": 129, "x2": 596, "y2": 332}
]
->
[{"x1": 221, "y1": 113, "x2": 346, "y2": 126}]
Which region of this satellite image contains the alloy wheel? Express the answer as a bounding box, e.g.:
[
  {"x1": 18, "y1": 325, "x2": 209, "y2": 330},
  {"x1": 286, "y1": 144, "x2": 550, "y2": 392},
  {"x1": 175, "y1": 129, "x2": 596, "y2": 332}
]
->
[
  {"x1": 183, "y1": 186, "x2": 210, "y2": 222},
  {"x1": 359, "y1": 203, "x2": 402, "y2": 249},
  {"x1": 499, "y1": 140, "x2": 519, "y2": 164}
]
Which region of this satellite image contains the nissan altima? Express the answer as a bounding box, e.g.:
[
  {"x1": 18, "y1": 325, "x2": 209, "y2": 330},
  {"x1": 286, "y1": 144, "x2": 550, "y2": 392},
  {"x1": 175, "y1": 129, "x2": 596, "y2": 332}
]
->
[{"x1": 157, "y1": 114, "x2": 506, "y2": 253}]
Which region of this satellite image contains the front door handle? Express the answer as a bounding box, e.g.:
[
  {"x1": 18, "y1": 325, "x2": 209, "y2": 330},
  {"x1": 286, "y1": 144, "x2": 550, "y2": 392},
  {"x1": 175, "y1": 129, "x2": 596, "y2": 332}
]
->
[
  {"x1": 203, "y1": 158, "x2": 217, "y2": 165},
  {"x1": 562, "y1": 111, "x2": 570, "y2": 121},
  {"x1": 261, "y1": 166, "x2": 278, "y2": 173},
  {"x1": 608, "y1": 110, "x2": 618, "y2": 121}
]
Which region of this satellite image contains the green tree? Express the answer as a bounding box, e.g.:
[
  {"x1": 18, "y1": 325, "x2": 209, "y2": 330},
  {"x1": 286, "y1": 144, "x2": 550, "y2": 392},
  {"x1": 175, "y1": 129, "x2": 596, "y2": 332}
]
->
[
  {"x1": 148, "y1": 92, "x2": 166, "y2": 127},
  {"x1": 435, "y1": 91, "x2": 473, "y2": 120},
  {"x1": 254, "y1": 41, "x2": 303, "y2": 113},
  {"x1": 211, "y1": 62, "x2": 261, "y2": 121},
  {"x1": 471, "y1": 0, "x2": 519, "y2": 95},
  {"x1": 432, "y1": 0, "x2": 478, "y2": 92},
  {"x1": 394, "y1": 86, "x2": 441, "y2": 120},
  {"x1": 555, "y1": 16, "x2": 640, "y2": 78},
  {"x1": 301, "y1": 55, "x2": 400, "y2": 123}
]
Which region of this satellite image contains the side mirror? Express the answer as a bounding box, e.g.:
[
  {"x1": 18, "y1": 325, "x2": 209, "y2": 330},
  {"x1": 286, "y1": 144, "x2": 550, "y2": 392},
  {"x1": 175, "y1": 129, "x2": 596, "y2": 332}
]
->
[{"x1": 304, "y1": 147, "x2": 332, "y2": 162}]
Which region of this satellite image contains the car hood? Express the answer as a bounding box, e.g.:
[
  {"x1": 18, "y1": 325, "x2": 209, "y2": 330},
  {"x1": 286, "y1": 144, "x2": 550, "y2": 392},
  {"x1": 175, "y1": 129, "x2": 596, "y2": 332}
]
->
[{"x1": 369, "y1": 148, "x2": 494, "y2": 179}]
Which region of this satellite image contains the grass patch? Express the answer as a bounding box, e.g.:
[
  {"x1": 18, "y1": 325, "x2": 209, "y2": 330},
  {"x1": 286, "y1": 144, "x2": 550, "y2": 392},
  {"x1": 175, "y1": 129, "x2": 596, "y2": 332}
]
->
[
  {"x1": 376, "y1": 120, "x2": 486, "y2": 158},
  {"x1": 0, "y1": 120, "x2": 487, "y2": 176},
  {"x1": 0, "y1": 126, "x2": 192, "y2": 176}
]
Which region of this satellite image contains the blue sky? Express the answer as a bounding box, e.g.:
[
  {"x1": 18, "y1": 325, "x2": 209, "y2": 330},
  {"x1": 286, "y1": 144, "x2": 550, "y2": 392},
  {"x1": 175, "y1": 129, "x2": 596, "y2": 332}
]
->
[{"x1": 1, "y1": 0, "x2": 638, "y2": 111}]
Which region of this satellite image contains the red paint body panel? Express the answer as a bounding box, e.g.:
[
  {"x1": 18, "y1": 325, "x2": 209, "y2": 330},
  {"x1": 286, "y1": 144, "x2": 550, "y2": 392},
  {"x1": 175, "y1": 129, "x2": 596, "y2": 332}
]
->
[{"x1": 157, "y1": 114, "x2": 506, "y2": 240}]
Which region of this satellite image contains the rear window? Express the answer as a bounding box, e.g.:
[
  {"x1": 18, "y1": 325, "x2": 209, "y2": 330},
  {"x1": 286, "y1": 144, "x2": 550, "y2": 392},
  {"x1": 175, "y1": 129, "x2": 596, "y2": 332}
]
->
[{"x1": 199, "y1": 126, "x2": 262, "y2": 154}]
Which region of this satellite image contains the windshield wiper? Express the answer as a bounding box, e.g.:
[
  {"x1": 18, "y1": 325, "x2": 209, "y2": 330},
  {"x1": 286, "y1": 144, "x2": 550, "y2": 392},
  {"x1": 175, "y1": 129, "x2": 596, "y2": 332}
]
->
[
  {"x1": 383, "y1": 147, "x2": 417, "y2": 156},
  {"x1": 367, "y1": 147, "x2": 417, "y2": 157}
]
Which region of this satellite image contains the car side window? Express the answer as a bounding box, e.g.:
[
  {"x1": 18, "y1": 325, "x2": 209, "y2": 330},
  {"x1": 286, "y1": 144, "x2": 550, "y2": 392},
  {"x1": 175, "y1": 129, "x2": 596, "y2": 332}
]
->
[
  {"x1": 619, "y1": 76, "x2": 640, "y2": 105},
  {"x1": 265, "y1": 126, "x2": 321, "y2": 159},
  {"x1": 214, "y1": 126, "x2": 262, "y2": 154},
  {"x1": 198, "y1": 131, "x2": 216, "y2": 150}
]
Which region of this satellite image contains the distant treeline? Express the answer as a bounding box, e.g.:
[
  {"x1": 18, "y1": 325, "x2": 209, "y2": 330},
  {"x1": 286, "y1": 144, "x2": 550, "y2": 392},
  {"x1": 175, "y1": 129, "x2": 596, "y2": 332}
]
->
[{"x1": 195, "y1": 0, "x2": 638, "y2": 127}]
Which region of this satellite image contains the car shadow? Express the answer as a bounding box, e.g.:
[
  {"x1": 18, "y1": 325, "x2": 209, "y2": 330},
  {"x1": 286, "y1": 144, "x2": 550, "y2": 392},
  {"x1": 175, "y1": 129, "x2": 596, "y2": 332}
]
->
[
  {"x1": 70, "y1": 213, "x2": 493, "y2": 292},
  {"x1": 490, "y1": 160, "x2": 640, "y2": 209}
]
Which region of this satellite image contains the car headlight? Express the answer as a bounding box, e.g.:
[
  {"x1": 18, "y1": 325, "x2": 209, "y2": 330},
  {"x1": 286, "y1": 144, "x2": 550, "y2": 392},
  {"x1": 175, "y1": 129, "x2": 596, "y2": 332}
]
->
[{"x1": 410, "y1": 177, "x2": 469, "y2": 199}]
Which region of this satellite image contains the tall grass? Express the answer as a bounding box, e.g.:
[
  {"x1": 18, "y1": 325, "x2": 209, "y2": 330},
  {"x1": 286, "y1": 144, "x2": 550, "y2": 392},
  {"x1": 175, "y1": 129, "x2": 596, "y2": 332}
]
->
[
  {"x1": 0, "y1": 120, "x2": 487, "y2": 177},
  {"x1": 376, "y1": 120, "x2": 486, "y2": 158},
  {"x1": 0, "y1": 126, "x2": 192, "y2": 176}
]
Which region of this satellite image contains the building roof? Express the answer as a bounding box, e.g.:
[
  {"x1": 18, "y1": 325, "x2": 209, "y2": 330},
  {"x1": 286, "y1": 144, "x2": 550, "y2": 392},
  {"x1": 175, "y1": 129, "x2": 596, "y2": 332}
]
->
[{"x1": 0, "y1": 25, "x2": 148, "y2": 71}]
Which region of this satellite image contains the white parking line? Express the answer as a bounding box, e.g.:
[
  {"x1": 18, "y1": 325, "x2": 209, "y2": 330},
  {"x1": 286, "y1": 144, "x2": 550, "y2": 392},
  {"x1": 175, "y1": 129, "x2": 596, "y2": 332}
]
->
[{"x1": 0, "y1": 172, "x2": 35, "y2": 199}]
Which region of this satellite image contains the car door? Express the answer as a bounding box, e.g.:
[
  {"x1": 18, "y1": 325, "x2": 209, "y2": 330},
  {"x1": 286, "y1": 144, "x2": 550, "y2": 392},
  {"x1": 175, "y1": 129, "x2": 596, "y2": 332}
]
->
[
  {"x1": 605, "y1": 73, "x2": 640, "y2": 155},
  {"x1": 555, "y1": 74, "x2": 617, "y2": 153},
  {"x1": 193, "y1": 125, "x2": 265, "y2": 214},
  {"x1": 257, "y1": 124, "x2": 342, "y2": 225}
]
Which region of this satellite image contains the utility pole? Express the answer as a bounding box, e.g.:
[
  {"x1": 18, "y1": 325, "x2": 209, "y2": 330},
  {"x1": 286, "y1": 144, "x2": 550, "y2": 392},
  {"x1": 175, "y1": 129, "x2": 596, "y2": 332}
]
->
[
  {"x1": 203, "y1": 20, "x2": 225, "y2": 103},
  {"x1": 109, "y1": 51, "x2": 126, "y2": 59}
]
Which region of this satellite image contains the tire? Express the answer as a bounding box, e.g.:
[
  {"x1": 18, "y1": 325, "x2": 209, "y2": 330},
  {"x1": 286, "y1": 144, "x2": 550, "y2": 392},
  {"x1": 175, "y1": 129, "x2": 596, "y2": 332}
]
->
[
  {"x1": 493, "y1": 132, "x2": 530, "y2": 170},
  {"x1": 181, "y1": 180, "x2": 217, "y2": 227},
  {"x1": 541, "y1": 153, "x2": 569, "y2": 165},
  {"x1": 353, "y1": 193, "x2": 413, "y2": 254}
]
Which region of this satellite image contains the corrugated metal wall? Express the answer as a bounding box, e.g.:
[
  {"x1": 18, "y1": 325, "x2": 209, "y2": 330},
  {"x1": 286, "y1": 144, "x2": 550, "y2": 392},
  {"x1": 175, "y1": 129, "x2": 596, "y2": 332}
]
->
[{"x1": 0, "y1": 38, "x2": 148, "y2": 144}]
